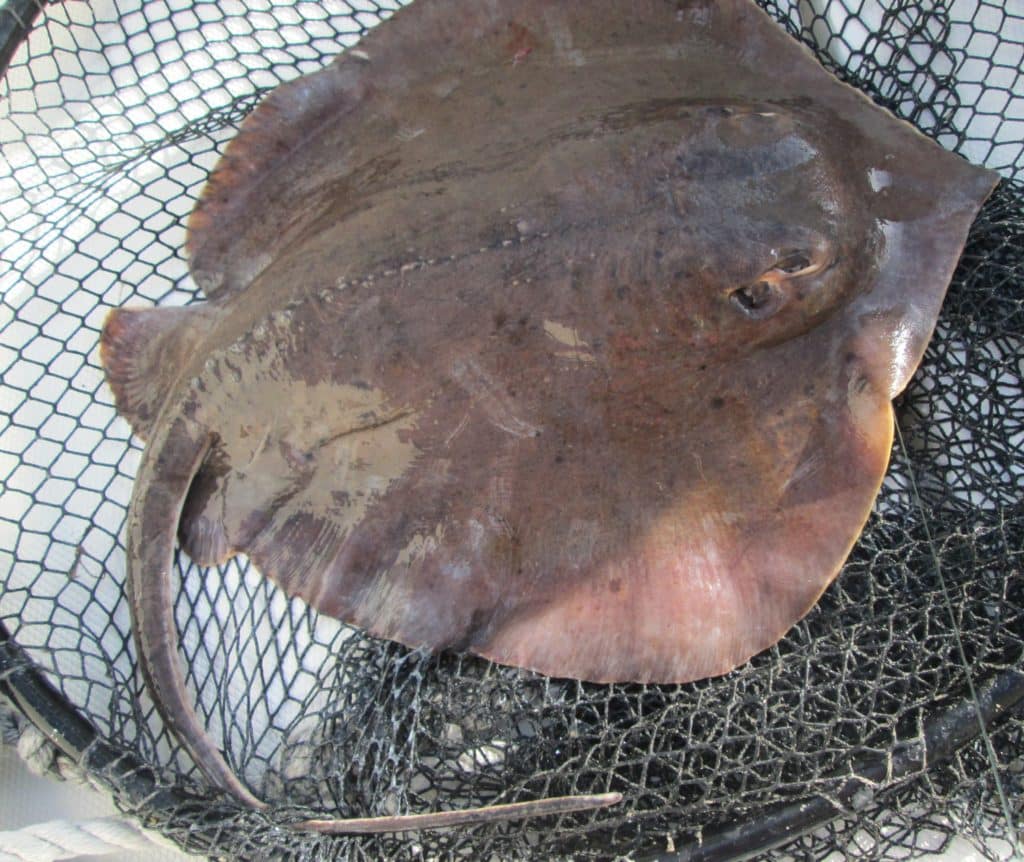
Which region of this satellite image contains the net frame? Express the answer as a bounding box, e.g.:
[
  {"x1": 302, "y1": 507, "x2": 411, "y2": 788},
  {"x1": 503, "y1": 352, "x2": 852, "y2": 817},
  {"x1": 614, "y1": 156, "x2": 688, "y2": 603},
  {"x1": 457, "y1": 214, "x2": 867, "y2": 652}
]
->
[{"x1": 1, "y1": 1, "x2": 1022, "y2": 859}]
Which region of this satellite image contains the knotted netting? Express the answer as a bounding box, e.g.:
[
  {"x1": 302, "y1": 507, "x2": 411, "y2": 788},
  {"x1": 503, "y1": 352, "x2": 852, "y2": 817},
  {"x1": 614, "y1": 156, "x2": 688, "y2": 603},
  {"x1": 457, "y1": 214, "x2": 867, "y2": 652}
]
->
[{"x1": 0, "y1": 1, "x2": 1022, "y2": 860}]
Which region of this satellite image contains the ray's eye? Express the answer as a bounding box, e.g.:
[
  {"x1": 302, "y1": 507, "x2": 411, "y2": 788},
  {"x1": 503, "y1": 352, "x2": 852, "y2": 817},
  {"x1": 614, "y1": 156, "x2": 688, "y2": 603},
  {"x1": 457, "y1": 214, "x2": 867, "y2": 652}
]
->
[
  {"x1": 774, "y1": 251, "x2": 813, "y2": 274},
  {"x1": 728, "y1": 247, "x2": 826, "y2": 320},
  {"x1": 730, "y1": 280, "x2": 779, "y2": 318}
]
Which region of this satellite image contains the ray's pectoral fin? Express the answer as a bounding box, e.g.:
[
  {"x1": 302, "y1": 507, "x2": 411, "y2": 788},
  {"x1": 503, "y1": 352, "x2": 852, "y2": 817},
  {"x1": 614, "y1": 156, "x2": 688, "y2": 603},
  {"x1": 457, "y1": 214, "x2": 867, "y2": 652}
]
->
[
  {"x1": 100, "y1": 305, "x2": 212, "y2": 441},
  {"x1": 132, "y1": 411, "x2": 621, "y2": 830},
  {"x1": 175, "y1": 408, "x2": 424, "y2": 611}
]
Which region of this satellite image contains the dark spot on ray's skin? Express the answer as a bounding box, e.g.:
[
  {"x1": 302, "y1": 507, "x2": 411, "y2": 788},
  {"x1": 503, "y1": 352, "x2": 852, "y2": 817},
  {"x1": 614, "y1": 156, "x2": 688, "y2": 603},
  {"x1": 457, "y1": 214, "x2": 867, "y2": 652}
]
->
[
  {"x1": 99, "y1": 0, "x2": 998, "y2": 823},
  {"x1": 482, "y1": 221, "x2": 519, "y2": 248}
]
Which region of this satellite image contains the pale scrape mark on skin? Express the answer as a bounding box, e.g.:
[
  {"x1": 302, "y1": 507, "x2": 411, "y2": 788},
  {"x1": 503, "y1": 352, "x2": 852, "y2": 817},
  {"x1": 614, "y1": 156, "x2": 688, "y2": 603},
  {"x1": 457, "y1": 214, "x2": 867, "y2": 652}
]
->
[
  {"x1": 396, "y1": 126, "x2": 426, "y2": 142},
  {"x1": 313, "y1": 409, "x2": 419, "y2": 507},
  {"x1": 244, "y1": 424, "x2": 273, "y2": 469},
  {"x1": 431, "y1": 77, "x2": 460, "y2": 99},
  {"x1": 201, "y1": 370, "x2": 421, "y2": 544},
  {"x1": 353, "y1": 567, "x2": 415, "y2": 639},
  {"x1": 450, "y1": 357, "x2": 541, "y2": 438},
  {"x1": 781, "y1": 447, "x2": 827, "y2": 494},
  {"x1": 394, "y1": 522, "x2": 446, "y2": 568},
  {"x1": 543, "y1": 319, "x2": 596, "y2": 363},
  {"x1": 869, "y1": 167, "x2": 893, "y2": 192},
  {"x1": 441, "y1": 559, "x2": 472, "y2": 583},
  {"x1": 444, "y1": 411, "x2": 470, "y2": 448},
  {"x1": 467, "y1": 518, "x2": 487, "y2": 552},
  {"x1": 542, "y1": 11, "x2": 586, "y2": 66}
]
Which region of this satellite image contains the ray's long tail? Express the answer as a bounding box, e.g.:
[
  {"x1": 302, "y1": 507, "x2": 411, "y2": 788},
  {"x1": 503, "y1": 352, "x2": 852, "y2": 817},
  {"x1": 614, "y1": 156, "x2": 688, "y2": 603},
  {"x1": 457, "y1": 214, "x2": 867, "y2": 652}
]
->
[{"x1": 124, "y1": 414, "x2": 267, "y2": 807}]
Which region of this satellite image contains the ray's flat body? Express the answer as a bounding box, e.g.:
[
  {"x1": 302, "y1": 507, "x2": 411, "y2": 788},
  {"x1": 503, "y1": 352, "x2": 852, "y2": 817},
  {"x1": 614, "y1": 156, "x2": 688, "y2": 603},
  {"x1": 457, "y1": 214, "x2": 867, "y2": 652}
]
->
[{"x1": 100, "y1": 0, "x2": 997, "y2": 814}]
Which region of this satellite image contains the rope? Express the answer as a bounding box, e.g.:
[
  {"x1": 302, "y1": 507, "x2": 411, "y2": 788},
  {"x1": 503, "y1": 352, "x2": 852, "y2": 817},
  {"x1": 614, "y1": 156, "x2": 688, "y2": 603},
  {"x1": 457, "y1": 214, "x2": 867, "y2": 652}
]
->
[
  {"x1": 0, "y1": 817, "x2": 156, "y2": 862},
  {"x1": 0, "y1": 704, "x2": 173, "y2": 861},
  {"x1": 15, "y1": 724, "x2": 56, "y2": 779}
]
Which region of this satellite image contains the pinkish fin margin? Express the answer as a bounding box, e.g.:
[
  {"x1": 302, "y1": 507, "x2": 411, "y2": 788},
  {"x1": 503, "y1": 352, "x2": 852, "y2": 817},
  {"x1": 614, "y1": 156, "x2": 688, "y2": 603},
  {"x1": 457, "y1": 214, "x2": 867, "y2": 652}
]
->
[{"x1": 100, "y1": 305, "x2": 207, "y2": 441}]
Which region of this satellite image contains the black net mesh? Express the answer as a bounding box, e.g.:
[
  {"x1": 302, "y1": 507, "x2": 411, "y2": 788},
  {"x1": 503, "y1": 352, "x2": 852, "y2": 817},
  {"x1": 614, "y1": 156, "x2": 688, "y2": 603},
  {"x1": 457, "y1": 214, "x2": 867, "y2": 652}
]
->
[{"x1": 1, "y1": 1, "x2": 1022, "y2": 860}]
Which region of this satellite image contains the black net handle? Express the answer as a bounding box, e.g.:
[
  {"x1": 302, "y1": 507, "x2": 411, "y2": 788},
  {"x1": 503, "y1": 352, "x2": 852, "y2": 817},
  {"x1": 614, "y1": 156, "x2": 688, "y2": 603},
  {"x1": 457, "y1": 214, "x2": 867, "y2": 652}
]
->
[
  {"x1": 0, "y1": 619, "x2": 253, "y2": 855},
  {"x1": 641, "y1": 669, "x2": 1024, "y2": 862},
  {"x1": 0, "y1": 0, "x2": 44, "y2": 82}
]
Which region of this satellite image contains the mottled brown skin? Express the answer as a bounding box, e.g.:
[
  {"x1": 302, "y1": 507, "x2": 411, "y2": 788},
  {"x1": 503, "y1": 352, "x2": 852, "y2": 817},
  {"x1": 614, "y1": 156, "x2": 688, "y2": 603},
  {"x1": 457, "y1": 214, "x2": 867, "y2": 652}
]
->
[{"x1": 100, "y1": 0, "x2": 997, "y2": 814}]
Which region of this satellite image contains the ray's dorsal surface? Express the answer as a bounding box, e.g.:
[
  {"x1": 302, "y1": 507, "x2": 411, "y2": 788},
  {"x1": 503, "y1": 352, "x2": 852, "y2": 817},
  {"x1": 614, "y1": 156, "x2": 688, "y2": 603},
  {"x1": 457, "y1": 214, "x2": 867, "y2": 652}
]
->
[{"x1": 99, "y1": 0, "x2": 998, "y2": 828}]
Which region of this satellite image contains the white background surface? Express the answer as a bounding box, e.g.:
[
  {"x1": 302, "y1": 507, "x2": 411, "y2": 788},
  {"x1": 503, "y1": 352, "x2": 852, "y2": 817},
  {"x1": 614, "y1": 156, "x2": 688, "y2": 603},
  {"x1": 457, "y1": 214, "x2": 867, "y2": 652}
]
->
[{"x1": 0, "y1": 744, "x2": 200, "y2": 861}]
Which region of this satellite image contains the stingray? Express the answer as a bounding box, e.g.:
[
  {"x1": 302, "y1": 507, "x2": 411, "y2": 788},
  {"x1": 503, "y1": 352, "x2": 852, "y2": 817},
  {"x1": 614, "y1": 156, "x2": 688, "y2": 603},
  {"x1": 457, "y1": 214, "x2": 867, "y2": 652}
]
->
[{"x1": 99, "y1": 0, "x2": 996, "y2": 831}]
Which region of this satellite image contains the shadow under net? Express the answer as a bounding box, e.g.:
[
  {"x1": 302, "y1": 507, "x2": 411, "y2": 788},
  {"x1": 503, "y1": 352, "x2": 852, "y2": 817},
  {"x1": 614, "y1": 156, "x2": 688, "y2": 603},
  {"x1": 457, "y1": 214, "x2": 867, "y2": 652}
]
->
[{"x1": 0, "y1": 1, "x2": 1022, "y2": 860}]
